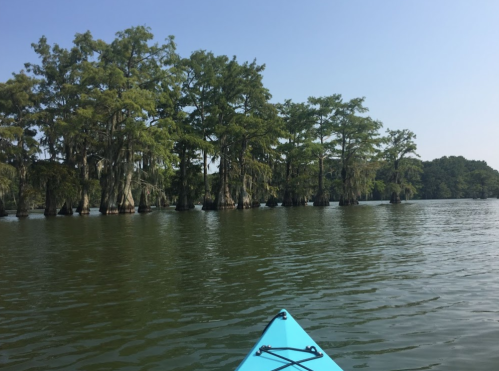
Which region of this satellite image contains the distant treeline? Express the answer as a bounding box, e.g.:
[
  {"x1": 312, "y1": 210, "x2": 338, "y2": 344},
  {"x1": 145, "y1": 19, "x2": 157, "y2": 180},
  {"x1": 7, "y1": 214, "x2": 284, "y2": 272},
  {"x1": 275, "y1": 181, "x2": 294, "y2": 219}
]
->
[
  {"x1": 419, "y1": 156, "x2": 499, "y2": 200},
  {"x1": 371, "y1": 155, "x2": 498, "y2": 201},
  {"x1": 1, "y1": 26, "x2": 498, "y2": 217}
]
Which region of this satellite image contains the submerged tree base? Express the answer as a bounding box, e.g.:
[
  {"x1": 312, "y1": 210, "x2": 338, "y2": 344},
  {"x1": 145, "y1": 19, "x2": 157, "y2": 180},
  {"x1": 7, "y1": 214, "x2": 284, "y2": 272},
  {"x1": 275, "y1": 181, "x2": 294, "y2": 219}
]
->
[
  {"x1": 202, "y1": 193, "x2": 215, "y2": 210},
  {"x1": 390, "y1": 192, "x2": 401, "y2": 204},
  {"x1": 202, "y1": 201, "x2": 215, "y2": 210},
  {"x1": 237, "y1": 189, "x2": 251, "y2": 209},
  {"x1": 99, "y1": 206, "x2": 119, "y2": 215},
  {"x1": 237, "y1": 201, "x2": 251, "y2": 209},
  {"x1": 251, "y1": 200, "x2": 261, "y2": 208},
  {"x1": 216, "y1": 203, "x2": 236, "y2": 210},
  {"x1": 58, "y1": 202, "x2": 73, "y2": 215},
  {"x1": 138, "y1": 190, "x2": 152, "y2": 213},
  {"x1": 313, "y1": 193, "x2": 329, "y2": 206},
  {"x1": 175, "y1": 204, "x2": 190, "y2": 211},
  {"x1": 16, "y1": 209, "x2": 29, "y2": 217},
  {"x1": 138, "y1": 205, "x2": 152, "y2": 213},
  {"x1": 339, "y1": 197, "x2": 359, "y2": 206},
  {"x1": 44, "y1": 205, "x2": 57, "y2": 216},
  {"x1": 160, "y1": 196, "x2": 170, "y2": 208},
  {"x1": 44, "y1": 185, "x2": 57, "y2": 217},
  {"x1": 293, "y1": 197, "x2": 307, "y2": 206},
  {"x1": 77, "y1": 201, "x2": 90, "y2": 215},
  {"x1": 215, "y1": 192, "x2": 235, "y2": 210},
  {"x1": 281, "y1": 190, "x2": 293, "y2": 206},
  {"x1": 265, "y1": 197, "x2": 278, "y2": 207},
  {"x1": 119, "y1": 206, "x2": 135, "y2": 214}
]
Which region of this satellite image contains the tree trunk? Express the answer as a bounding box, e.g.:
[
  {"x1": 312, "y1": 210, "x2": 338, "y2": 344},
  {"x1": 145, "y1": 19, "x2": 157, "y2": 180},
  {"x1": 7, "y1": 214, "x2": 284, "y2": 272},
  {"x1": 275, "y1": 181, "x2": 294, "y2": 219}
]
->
[
  {"x1": 265, "y1": 161, "x2": 277, "y2": 207},
  {"x1": 237, "y1": 184, "x2": 251, "y2": 209},
  {"x1": 0, "y1": 197, "x2": 8, "y2": 217},
  {"x1": 293, "y1": 195, "x2": 307, "y2": 206},
  {"x1": 78, "y1": 190, "x2": 90, "y2": 215},
  {"x1": 118, "y1": 161, "x2": 135, "y2": 214},
  {"x1": 339, "y1": 195, "x2": 359, "y2": 206},
  {"x1": 314, "y1": 156, "x2": 329, "y2": 206},
  {"x1": 176, "y1": 143, "x2": 190, "y2": 211},
  {"x1": 59, "y1": 142, "x2": 75, "y2": 215},
  {"x1": 202, "y1": 192, "x2": 215, "y2": 210},
  {"x1": 16, "y1": 164, "x2": 29, "y2": 217},
  {"x1": 389, "y1": 160, "x2": 401, "y2": 204},
  {"x1": 138, "y1": 188, "x2": 152, "y2": 213},
  {"x1": 160, "y1": 193, "x2": 170, "y2": 207},
  {"x1": 314, "y1": 192, "x2": 329, "y2": 206},
  {"x1": 338, "y1": 140, "x2": 358, "y2": 206},
  {"x1": 100, "y1": 115, "x2": 120, "y2": 215},
  {"x1": 202, "y1": 148, "x2": 215, "y2": 210},
  {"x1": 58, "y1": 200, "x2": 74, "y2": 215},
  {"x1": 390, "y1": 192, "x2": 401, "y2": 204},
  {"x1": 237, "y1": 138, "x2": 251, "y2": 209},
  {"x1": 99, "y1": 171, "x2": 119, "y2": 215},
  {"x1": 215, "y1": 140, "x2": 235, "y2": 210},
  {"x1": 266, "y1": 196, "x2": 278, "y2": 207},
  {"x1": 282, "y1": 160, "x2": 293, "y2": 206},
  {"x1": 249, "y1": 178, "x2": 260, "y2": 208},
  {"x1": 282, "y1": 189, "x2": 293, "y2": 206},
  {"x1": 44, "y1": 178, "x2": 57, "y2": 216},
  {"x1": 78, "y1": 144, "x2": 90, "y2": 215},
  {"x1": 338, "y1": 166, "x2": 357, "y2": 206}
]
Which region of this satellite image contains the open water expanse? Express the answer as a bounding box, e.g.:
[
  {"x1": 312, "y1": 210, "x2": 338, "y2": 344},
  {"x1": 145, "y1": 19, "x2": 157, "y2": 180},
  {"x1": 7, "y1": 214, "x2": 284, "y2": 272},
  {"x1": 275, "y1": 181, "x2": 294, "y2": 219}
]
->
[{"x1": 1, "y1": 199, "x2": 499, "y2": 371}]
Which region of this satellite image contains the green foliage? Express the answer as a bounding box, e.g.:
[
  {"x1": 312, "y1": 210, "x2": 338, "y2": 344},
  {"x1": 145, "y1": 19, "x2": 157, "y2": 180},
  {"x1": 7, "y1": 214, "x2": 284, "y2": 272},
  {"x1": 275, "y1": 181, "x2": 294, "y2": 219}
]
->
[
  {"x1": 32, "y1": 161, "x2": 80, "y2": 201},
  {"x1": 2, "y1": 25, "x2": 498, "y2": 215},
  {"x1": 383, "y1": 129, "x2": 419, "y2": 202},
  {"x1": 332, "y1": 97, "x2": 384, "y2": 204},
  {"x1": 0, "y1": 162, "x2": 15, "y2": 194},
  {"x1": 420, "y1": 156, "x2": 499, "y2": 199}
]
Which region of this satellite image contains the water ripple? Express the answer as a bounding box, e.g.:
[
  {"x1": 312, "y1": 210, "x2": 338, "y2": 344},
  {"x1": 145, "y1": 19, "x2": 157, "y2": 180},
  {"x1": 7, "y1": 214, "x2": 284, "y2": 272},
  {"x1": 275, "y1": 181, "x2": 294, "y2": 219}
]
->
[{"x1": 1, "y1": 200, "x2": 499, "y2": 370}]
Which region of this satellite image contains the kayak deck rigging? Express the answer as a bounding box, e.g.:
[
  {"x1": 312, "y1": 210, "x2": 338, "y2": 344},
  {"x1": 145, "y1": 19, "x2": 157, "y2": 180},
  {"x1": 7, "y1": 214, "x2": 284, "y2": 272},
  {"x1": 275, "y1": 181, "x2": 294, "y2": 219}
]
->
[
  {"x1": 235, "y1": 309, "x2": 345, "y2": 371},
  {"x1": 256, "y1": 344, "x2": 324, "y2": 371}
]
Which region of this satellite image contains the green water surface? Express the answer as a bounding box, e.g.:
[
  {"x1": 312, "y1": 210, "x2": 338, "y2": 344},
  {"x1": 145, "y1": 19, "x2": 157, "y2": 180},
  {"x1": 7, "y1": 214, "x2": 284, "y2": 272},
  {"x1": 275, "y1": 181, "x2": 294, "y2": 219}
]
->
[{"x1": 1, "y1": 199, "x2": 499, "y2": 370}]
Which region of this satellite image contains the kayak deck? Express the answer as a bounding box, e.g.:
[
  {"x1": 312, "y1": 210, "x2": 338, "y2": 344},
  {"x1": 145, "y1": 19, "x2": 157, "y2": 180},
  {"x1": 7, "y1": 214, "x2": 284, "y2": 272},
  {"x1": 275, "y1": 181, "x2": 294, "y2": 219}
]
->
[{"x1": 235, "y1": 309, "x2": 344, "y2": 371}]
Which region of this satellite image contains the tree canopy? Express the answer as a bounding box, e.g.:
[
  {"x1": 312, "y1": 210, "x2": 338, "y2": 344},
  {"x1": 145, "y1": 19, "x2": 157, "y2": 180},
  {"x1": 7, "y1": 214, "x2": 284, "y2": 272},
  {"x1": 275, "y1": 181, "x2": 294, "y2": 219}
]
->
[{"x1": 1, "y1": 26, "x2": 497, "y2": 217}]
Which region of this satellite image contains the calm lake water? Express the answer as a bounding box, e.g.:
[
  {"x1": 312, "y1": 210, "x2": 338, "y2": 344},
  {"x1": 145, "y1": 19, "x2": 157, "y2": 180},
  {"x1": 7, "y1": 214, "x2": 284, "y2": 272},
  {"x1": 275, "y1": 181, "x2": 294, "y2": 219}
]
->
[{"x1": 1, "y1": 199, "x2": 499, "y2": 371}]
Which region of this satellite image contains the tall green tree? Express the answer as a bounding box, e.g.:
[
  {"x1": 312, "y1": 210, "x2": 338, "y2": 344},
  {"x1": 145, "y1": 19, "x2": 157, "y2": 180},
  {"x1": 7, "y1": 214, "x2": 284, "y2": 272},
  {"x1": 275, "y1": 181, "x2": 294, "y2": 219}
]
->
[
  {"x1": 148, "y1": 63, "x2": 182, "y2": 211},
  {"x1": 26, "y1": 36, "x2": 91, "y2": 215},
  {"x1": 232, "y1": 60, "x2": 280, "y2": 209},
  {"x1": 0, "y1": 73, "x2": 40, "y2": 217},
  {"x1": 308, "y1": 95, "x2": 342, "y2": 206},
  {"x1": 81, "y1": 26, "x2": 175, "y2": 214},
  {"x1": 0, "y1": 127, "x2": 19, "y2": 216},
  {"x1": 209, "y1": 56, "x2": 242, "y2": 210},
  {"x1": 180, "y1": 51, "x2": 220, "y2": 210},
  {"x1": 384, "y1": 129, "x2": 419, "y2": 203},
  {"x1": 400, "y1": 158, "x2": 423, "y2": 200},
  {"x1": 333, "y1": 97, "x2": 383, "y2": 206},
  {"x1": 276, "y1": 100, "x2": 314, "y2": 206}
]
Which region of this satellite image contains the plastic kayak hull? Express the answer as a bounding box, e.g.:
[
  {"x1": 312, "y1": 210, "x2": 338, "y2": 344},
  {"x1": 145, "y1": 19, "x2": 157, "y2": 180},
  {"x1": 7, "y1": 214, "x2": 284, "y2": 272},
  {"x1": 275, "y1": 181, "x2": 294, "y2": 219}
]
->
[{"x1": 235, "y1": 309, "x2": 344, "y2": 371}]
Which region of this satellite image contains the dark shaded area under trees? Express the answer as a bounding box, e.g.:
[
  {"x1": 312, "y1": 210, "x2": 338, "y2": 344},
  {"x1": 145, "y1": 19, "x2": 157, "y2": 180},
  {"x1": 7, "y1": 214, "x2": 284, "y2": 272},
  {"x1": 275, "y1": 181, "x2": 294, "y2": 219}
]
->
[{"x1": 1, "y1": 26, "x2": 498, "y2": 218}]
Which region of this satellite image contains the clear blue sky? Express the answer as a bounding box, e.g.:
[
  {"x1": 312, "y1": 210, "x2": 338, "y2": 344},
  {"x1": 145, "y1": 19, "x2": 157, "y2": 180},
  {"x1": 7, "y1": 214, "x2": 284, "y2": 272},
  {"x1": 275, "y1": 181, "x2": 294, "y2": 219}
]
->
[{"x1": 1, "y1": 0, "x2": 498, "y2": 169}]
